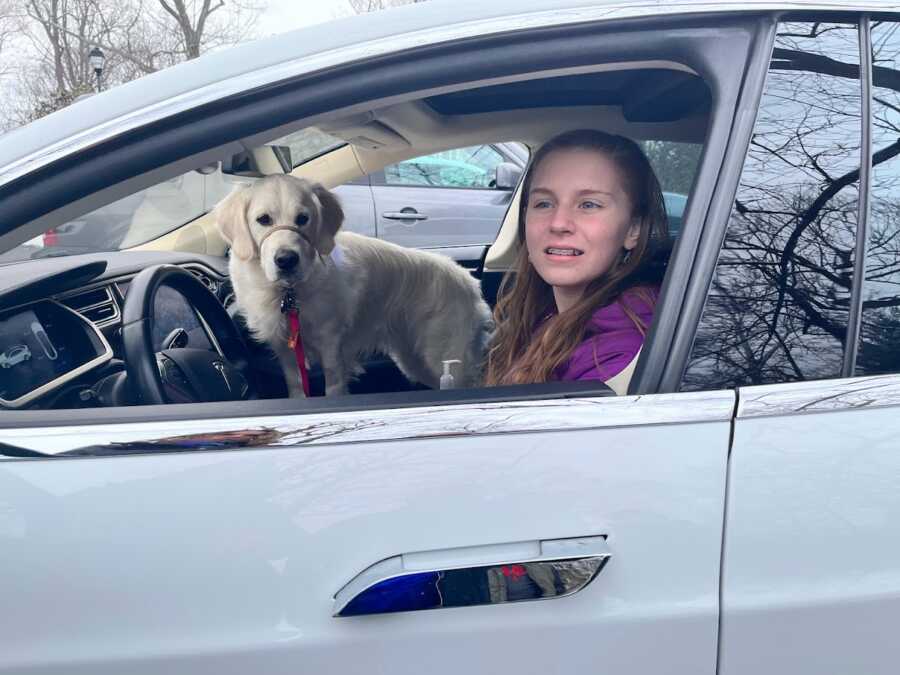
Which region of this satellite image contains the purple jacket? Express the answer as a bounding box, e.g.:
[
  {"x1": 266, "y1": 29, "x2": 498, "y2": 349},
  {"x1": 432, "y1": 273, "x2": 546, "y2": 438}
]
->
[{"x1": 554, "y1": 288, "x2": 658, "y2": 382}]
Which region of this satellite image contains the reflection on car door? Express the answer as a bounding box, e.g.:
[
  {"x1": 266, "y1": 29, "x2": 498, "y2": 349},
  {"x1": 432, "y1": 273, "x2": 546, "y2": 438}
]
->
[{"x1": 1, "y1": 391, "x2": 732, "y2": 673}]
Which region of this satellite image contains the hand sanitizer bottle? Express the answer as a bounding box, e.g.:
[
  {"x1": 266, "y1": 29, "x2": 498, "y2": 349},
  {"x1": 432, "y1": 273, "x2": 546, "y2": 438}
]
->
[{"x1": 440, "y1": 359, "x2": 462, "y2": 390}]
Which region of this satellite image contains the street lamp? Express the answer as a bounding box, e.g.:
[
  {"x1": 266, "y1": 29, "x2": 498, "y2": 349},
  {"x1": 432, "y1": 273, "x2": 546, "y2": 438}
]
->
[{"x1": 88, "y1": 47, "x2": 105, "y2": 93}]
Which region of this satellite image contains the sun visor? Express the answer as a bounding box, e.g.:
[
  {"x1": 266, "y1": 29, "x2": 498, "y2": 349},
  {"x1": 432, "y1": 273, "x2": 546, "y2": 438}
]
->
[{"x1": 320, "y1": 113, "x2": 411, "y2": 151}]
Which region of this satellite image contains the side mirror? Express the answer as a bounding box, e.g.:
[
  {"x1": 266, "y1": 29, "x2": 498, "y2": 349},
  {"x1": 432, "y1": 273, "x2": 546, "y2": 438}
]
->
[
  {"x1": 222, "y1": 145, "x2": 292, "y2": 177},
  {"x1": 494, "y1": 162, "x2": 523, "y2": 190}
]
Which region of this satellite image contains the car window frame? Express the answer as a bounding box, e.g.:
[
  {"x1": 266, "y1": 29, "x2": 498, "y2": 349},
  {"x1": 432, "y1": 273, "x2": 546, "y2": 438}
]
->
[{"x1": 0, "y1": 13, "x2": 766, "y2": 423}]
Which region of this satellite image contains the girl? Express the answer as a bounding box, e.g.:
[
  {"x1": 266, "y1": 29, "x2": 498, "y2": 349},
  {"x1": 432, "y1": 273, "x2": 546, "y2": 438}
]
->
[{"x1": 485, "y1": 129, "x2": 669, "y2": 393}]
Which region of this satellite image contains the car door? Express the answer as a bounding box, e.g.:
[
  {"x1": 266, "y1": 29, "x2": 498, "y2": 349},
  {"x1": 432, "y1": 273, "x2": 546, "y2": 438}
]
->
[
  {"x1": 1, "y1": 389, "x2": 733, "y2": 674},
  {"x1": 331, "y1": 174, "x2": 378, "y2": 238},
  {"x1": 371, "y1": 143, "x2": 520, "y2": 249},
  {"x1": 0, "y1": 8, "x2": 768, "y2": 674},
  {"x1": 677, "y1": 14, "x2": 900, "y2": 673}
]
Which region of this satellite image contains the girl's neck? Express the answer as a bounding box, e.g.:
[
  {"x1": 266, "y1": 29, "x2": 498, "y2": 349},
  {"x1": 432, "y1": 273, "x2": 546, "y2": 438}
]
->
[{"x1": 552, "y1": 285, "x2": 586, "y2": 313}]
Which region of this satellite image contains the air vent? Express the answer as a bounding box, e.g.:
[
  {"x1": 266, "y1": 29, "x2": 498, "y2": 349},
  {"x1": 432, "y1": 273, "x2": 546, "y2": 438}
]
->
[{"x1": 61, "y1": 286, "x2": 119, "y2": 328}]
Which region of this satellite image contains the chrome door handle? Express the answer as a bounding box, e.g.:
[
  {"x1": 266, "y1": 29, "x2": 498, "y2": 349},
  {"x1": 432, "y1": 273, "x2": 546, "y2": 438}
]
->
[
  {"x1": 334, "y1": 535, "x2": 610, "y2": 617},
  {"x1": 382, "y1": 211, "x2": 427, "y2": 220}
]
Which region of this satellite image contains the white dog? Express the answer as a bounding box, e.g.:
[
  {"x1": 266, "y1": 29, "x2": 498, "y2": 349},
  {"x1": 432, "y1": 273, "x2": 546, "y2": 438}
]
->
[{"x1": 214, "y1": 174, "x2": 492, "y2": 397}]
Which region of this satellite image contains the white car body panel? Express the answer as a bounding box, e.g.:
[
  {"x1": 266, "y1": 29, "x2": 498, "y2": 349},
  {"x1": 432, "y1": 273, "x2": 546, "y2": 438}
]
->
[
  {"x1": 721, "y1": 375, "x2": 900, "y2": 674},
  {"x1": 1, "y1": 391, "x2": 733, "y2": 674}
]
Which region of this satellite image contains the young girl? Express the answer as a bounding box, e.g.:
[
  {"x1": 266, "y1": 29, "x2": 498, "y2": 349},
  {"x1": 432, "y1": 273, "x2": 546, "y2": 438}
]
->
[{"x1": 485, "y1": 129, "x2": 669, "y2": 393}]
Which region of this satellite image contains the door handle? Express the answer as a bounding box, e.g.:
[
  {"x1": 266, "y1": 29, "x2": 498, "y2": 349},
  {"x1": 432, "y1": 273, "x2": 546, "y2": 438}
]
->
[
  {"x1": 334, "y1": 535, "x2": 610, "y2": 617},
  {"x1": 382, "y1": 210, "x2": 428, "y2": 221}
]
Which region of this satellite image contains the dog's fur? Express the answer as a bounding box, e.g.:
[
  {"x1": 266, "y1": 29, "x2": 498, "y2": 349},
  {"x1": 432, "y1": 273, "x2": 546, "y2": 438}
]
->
[{"x1": 215, "y1": 174, "x2": 492, "y2": 397}]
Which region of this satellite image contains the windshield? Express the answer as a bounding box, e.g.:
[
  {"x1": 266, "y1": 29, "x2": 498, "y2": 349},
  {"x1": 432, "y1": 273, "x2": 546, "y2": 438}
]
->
[
  {"x1": 278, "y1": 127, "x2": 345, "y2": 168},
  {"x1": 0, "y1": 126, "x2": 346, "y2": 264},
  {"x1": 0, "y1": 169, "x2": 222, "y2": 263}
]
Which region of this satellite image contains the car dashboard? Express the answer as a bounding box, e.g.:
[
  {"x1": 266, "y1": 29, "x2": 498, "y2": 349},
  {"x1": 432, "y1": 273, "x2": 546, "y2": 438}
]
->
[{"x1": 0, "y1": 251, "x2": 233, "y2": 409}]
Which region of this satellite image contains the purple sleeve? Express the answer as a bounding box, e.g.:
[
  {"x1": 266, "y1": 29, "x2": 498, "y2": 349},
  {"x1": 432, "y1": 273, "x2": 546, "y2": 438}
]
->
[
  {"x1": 554, "y1": 291, "x2": 655, "y2": 382},
  {"x1": 556, "y1": 330, "x2": 644, "y2": 382}
]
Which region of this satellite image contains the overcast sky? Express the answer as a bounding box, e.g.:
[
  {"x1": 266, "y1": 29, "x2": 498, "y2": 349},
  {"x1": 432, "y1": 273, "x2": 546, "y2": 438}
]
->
[
  {"x1": 256, "y1": 0, "x2": 355, "y2": 36},
  {"x1": 0, "y1": 0, "x2": 362, "y2": 130}
]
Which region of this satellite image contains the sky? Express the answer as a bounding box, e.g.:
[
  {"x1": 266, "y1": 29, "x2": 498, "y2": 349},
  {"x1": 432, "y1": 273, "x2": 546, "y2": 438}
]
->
[
  {"x1": 256, "y1": 0, "x2": 355, "y2": 37},
  {"x1": 0, "y1": 0, "x2": 359, "y2": 130}
]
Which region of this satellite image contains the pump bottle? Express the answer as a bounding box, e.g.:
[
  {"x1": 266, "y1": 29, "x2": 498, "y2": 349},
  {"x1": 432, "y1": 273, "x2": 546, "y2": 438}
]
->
[{"x1": 440, "y1": 359, "x2": 461, "y2": 390}]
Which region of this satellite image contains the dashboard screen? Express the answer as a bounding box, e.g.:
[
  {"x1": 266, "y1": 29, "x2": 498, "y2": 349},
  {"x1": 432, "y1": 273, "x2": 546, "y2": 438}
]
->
[
  {"x1": 0, "y1": 303, "x2": 105, "y2": 403},
  {"x1": 152, "y1": 286, "x2": 214, "y2": 352}
]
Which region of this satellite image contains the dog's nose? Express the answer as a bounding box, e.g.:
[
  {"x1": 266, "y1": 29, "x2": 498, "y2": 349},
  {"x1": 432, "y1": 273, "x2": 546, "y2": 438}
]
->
[{"x1": 275, "y1": 249, "x2": 299, "y2": 272}]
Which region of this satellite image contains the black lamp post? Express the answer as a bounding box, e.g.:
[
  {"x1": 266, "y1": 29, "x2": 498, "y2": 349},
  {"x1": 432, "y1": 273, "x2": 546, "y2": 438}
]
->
[{"x1": 88, "y1": 47, "x2": 105, "y2": 92}]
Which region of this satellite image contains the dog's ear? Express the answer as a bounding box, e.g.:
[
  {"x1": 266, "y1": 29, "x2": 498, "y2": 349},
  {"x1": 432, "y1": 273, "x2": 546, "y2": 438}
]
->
[
  {"x1": 312, "y1": 183, "x2": 344, "y2": 255},
  {"x1": 214, "y1": 187, "x2": 256, "y2": 261}
]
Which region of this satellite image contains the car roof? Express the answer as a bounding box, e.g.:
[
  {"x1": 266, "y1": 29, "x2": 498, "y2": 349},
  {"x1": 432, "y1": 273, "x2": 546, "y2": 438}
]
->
[{"x1": 0, "y1": 0, "x2": 893, "y2": 188}]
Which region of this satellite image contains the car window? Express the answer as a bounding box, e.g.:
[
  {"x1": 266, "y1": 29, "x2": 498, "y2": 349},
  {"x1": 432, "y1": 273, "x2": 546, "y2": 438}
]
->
[
  {"x1": 682, "y1": 20, "x2": 863, "y2": 390},
  {"x1": 382, "y1": 145, "x2": 508, "y2": 189},
  {"x1": 642, "y1": 140, "x2": 700, "y2": 236},
  {"x1": 0, "y1": 128, "x2": 346, "y2": 263},
  {"x1": 856, "y1": 20, "x2": 900, "y2": 376},
  {"x1": 3, "y1": 171, "x2": 209, "y2": 261},
  {"x1": 275, "y1": 127, "x2": 346, "y2": 168}
]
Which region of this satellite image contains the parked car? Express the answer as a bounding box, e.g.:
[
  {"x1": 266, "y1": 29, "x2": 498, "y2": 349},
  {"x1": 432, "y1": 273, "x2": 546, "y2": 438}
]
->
[
  {"x1": 0, "y1": 1, "x2": 898, "y2": 674},
  {"x1": 333, "y1": 142, "x2": 528, "y2": 250}
]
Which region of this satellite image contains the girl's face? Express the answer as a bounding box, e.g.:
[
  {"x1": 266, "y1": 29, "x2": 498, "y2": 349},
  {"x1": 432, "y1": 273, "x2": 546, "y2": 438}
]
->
[{"x1": 524, "y1": 148, "x2": 640, "y2": 312}]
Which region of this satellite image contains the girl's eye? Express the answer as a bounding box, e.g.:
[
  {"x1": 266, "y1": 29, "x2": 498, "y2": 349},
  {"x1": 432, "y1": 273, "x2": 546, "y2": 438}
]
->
[
  {"x1": 295, "y1": 213, "x2": 309, "y2": 226},
  {"x1": 531, "y1": 200, "x2": 552, "y2": 209},
  {"x1": 580, "y1": 200, "x2": 603, "y2": 209},
  {"x1": 256, "y1": 214, "x2": 272, "y2": 226}
]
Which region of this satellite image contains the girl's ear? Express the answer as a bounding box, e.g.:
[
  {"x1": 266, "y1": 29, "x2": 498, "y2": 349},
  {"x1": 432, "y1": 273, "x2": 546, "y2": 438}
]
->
[
  {"x1": 214, "y1": 188, "x2": 255, "y2": 260},
  {"x1": 624, "y1": 219, "x2": 641, "y2": 251}
]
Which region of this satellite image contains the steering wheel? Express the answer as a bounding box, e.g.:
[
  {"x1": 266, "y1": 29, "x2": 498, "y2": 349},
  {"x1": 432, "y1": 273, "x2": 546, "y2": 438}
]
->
[{"x1": 121, "y1": 265, "x2": 257, "y2": 405}]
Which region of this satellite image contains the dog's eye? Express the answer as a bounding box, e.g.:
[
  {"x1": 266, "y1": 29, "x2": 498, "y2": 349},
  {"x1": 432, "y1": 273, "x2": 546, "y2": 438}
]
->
[
  {"x1": 295, "y1": 213, "x2": 309, "y2": 226},
  {"x1": 256, "y1": 214, "x2": 272, "y2": 226}
]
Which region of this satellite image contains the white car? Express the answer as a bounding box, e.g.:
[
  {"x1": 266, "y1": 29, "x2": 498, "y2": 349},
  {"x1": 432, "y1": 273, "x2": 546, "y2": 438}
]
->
[
  {"x1": 0, "y1": 344, "x2": 30, "y2": 369},
  {"x1": 0, "y1": 1, "x2": 898, "y2": 673}
]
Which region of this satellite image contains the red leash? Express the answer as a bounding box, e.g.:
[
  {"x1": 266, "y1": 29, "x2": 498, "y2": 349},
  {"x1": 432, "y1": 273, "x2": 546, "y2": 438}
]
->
[{"x1": 281, "y1": 290, "x2": 310, "y2": 397}]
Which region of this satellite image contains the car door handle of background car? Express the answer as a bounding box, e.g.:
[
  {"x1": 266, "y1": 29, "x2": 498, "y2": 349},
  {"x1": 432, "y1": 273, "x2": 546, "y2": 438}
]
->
[
  {"x1": 333, "y1": 535, "x2": 610, "y2": 617},
  {"x1": 382, "y1": 210, "x2": 428, "y2": 220}
]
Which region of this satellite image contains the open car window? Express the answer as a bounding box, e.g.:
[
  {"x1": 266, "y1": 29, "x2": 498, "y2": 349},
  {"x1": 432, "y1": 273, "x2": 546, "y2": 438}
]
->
[{"x1": 0, "y1": 8, "x2": 742, "y2": 418}]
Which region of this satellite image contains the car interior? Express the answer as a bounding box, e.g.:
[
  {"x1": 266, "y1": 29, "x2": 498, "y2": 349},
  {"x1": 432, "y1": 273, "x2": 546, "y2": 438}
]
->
[{"x1": 0, "y1": 59, "x2": 711, "y2": 414}]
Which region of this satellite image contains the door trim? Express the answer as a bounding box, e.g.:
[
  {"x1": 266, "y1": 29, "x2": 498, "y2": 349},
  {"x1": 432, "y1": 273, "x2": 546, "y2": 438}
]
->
[
  {"x1": 4, "y1": 389, "x2": 736, "y2": 457},
  {"x1": 737, "y1": 373, "x2": 900, "y2": 419}
]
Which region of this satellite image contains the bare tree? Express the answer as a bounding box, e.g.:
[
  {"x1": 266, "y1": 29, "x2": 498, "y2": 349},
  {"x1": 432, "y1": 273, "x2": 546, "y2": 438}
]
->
[
  {"x1": 23, "y1": 0, "x2": 136, "y2": 95},
  {"x1": 7, "y1": 0, "x2": 262, "y2": 127},
  {"x1": 0, "y1": 0, "x2": 17, "y2": 65},
  {"x1": 158, "y1": 0, "x2": 260, "y2": 60}
]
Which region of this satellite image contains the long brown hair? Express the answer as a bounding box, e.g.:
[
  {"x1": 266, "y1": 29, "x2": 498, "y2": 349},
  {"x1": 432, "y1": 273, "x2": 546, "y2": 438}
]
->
[{"x1": 485, "y1": 129, "x2": 669, "y2": 385}]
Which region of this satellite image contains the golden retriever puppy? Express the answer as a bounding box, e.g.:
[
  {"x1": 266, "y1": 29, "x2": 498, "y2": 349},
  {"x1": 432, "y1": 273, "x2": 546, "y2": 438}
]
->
[{"x1": 214, "y1": 174, "x2": 492, "y2": 397}]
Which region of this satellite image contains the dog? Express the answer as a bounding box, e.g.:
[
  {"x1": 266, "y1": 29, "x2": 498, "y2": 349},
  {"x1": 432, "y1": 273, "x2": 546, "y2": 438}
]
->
[{"x1": 214, "y1": 174, "x2": 492, "y2": 397}]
